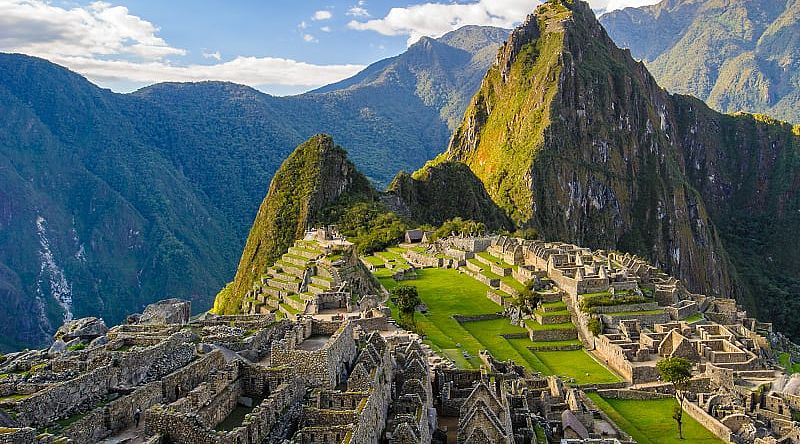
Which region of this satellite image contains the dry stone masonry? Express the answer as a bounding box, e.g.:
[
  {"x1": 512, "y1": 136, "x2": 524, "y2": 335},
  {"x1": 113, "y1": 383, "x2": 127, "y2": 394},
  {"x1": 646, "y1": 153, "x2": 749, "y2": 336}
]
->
[{"x1": 1, "y1": 230, "x2": 798, "y2": 444}]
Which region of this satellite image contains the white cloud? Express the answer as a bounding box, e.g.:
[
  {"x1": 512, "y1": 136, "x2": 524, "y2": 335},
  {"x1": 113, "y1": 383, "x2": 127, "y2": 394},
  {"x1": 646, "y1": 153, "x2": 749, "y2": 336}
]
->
[
  {"x1": 593, "y1": 0, "x2": 661, "y2": 13},
  {"x1": 298, "y1": 20, "x2": 309, "y2": 29},
  {"x1": 51, "y1": 55, "x2": 365, "y2": 90},
  {"x1": 320, "y1": 26, "x2": 332, "y2": 32},
  {"x1": 312, "y1": 10, "x2": 332, "y2": 21},
  {"x1": 303, "y1": 34, "x2": 318, "y2": 43},
  {"x1": 0, "y1": 0, "x2": 364, "y2": 93},
  {"x1": 347, "y1": 6, "x2": 370, "y2": 17},
  {"x1": 0, "y1": 0, "x2": 185, "y2": 59},
  {"x1": 202, "y1": 50, "x2": 221, "y2": 61},
  {"x1": 348, "y1": 0, "x2": 661, "y2": 45}
]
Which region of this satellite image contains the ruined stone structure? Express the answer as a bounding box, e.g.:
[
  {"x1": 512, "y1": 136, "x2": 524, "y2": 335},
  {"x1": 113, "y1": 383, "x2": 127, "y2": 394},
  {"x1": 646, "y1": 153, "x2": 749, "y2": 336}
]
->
[
  {"x1": 241, "y1": 227, "x2": 379, "y2": 319},
  {"x1": 2, "y1": 231, "x2": 798, "y2": 444}
]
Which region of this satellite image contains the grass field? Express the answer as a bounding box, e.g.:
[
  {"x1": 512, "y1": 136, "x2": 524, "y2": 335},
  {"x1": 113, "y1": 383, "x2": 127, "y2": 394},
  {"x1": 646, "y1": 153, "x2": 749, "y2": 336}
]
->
[
  {"x1": 377, "y1": 266, "x2": 620, "y2": 383},
  {"x1": 587, "y1": 394, "x2": 724, "y2": 444},
  {"x1": 379, "y1": 268, "x2": 503, "y2": 368}
]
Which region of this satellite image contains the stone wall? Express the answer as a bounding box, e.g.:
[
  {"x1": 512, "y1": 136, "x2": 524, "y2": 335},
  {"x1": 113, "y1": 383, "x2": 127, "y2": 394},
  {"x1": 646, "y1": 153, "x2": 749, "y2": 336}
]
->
[
  {"x1": 682, "y1": 399, "x2": 734, "y2": 443},
  {"x1": 61, "y1": 404, "x2": 109, "y2": 443},
  {"x1": 453, "y1": 314, "x2": 504, "y2": 323},
  {"x1": 0, "y1": 428, "x2": 35, "y2": 444},
  {"x1": 591, "y1": 302, "x2": 660, "y2": 314},
  {"x1": 161, "y1": 350, "x2": 225, "y2": 403},
  {"x1": 15, "y1": 364, "x2": 113, "y2": 427},
  {"x1": 601, "y1": 312, "x2": 670, "y2": 328},
  {"x1": 596, "y1": 389, "x2": 672, "y2": 400},
  {"x1": 106, "y1": 381, "x2": 162, "y2": 434},
  {"x1": 527, "y1": 328, "x2": 578, "y2": 342},
  {"x1": 272, "y1": 321, "x2": 357, "y2": 388}
]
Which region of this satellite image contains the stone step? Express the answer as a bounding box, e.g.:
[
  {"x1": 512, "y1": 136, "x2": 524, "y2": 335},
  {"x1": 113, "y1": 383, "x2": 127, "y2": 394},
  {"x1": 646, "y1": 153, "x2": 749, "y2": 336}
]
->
[
  {"x1": 310, "y1": 275, "x2": 333, "y2": 288},
  {"x1": 288, "y1": 246, "x2": 322, "y2": 260},
  {"x1": 274, "y1": 260, "x2": 306, "y2": 278},
  {"x1": 308, "y1": 283, "x2": 328, "y2": 295},
  {"x1": 282, "y1": 253, "x2": 311, "y2": 267}
]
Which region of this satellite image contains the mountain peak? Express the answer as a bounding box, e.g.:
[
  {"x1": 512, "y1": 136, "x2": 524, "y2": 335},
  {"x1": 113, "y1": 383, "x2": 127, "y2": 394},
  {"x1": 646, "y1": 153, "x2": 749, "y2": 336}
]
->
[{"x1": 215, "y1": 134, "x2": 374, "y2": 313}]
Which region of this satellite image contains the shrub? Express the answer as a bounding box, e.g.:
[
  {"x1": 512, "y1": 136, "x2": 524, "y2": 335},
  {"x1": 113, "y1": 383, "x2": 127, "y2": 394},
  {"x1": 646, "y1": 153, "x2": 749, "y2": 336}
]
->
[
  {"x1": 67, "y1": 343, "x2": 86, "y2": 352},
  {"x1": 588, "y1": 318, "x2": 602, "y2": 336}
]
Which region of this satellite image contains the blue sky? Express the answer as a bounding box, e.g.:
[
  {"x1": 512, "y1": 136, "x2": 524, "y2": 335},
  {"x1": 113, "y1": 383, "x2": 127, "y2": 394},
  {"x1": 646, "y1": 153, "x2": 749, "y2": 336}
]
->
[{"x1": 0, "y1": 0, "x2": 660, "y2": 95}]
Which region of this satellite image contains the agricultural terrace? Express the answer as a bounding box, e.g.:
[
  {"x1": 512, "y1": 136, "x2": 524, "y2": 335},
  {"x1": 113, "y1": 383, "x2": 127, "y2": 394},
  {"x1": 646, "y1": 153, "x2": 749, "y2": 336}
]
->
[{"x1": 367, "y1": 247, "x2": 620, "y2": 384}]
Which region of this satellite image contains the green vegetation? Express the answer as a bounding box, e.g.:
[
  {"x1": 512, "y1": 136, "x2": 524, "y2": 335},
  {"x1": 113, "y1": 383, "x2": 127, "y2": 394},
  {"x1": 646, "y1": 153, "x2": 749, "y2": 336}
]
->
[
  {"x1": 657, "y1": 357, "x2": 694, "y2": 438},
  {"x1": 214, "y1": 135, "x2": 376, "y2": 314},
  {"x1": 433, "y1": 218, "x2": 487, "y2": 239},
  {"x1": 388, "y1": 164, "x2": 512, "y2": 230},
  {"x1": 376, "y1": 261, "x2": 619, "y2": 384},
  {"x1": 683, "y1": 313, "x2": 704, "y2": 323},
  {"x1": 66, "y1": 343, "x2": 86, "y2": 352},
  {"x1": 0, "y1": 26, "x2": 509, "y2": 350},
  {"x1": 587, "y1": 394, "x2": 723, "y2": 444},
  {"x1": 443, "y1": 0, "x2": 571, "y2": 224},
  {"x1": 321, "y1": 201, "x2": 407, "y2": 255},
  {"x1": 390, "y1": 285, "x2": 422, "y2": 327},
  {"x1": 779, "y1": 353, "x2": 800, "y2": 374},
  {"x1": 601, "y1": 0, "x2": 800, "y2": 124},
  {"x1": 587, "y1": 318, "x2": 602, "y2": 336}
]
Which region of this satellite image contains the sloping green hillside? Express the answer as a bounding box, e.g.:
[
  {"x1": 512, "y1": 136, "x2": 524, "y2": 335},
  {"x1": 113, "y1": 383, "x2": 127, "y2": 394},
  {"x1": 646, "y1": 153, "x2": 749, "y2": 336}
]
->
[{"x1": 601, "y1": 0, "x2": 800, "y2": 123}]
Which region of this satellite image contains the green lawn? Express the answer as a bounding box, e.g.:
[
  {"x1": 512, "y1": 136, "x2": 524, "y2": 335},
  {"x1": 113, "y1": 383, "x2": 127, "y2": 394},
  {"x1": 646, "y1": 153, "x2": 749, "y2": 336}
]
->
[
  {"x1": 477, "y1": 251, "x2": 515, "y2": 268},
  {"x1": 376, "y1": 264, "x2": 620, "y2": 384},
  {"x1": 363, "y1": 255, "x2": 385, "y2": 266},
  {"x1": 379, "y1": 268, "x2": 502, "y2": 368},
  {"x1": 587, "y1": 394, "x2": 724, "y2": 444},
  {"x1": 683, "y1": 313, "x2": 704, "y2": 323}
]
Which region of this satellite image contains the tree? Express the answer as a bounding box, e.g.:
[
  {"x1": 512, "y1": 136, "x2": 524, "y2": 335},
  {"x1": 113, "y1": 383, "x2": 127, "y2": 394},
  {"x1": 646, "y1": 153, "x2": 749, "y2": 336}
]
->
[
  {"x1": 657, "y1": 357, "x2": 693, "y2": 439},
  {"x1": 391, "y1": 285, "x2": 421, "y2": 325}
]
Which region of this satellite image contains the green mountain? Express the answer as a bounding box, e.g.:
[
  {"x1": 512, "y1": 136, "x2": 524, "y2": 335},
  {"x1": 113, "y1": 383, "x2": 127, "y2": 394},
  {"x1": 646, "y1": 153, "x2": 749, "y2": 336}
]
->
[
  {"x1": 0, "y1": 26, "x2": 506, "y2": 350},
  {"x1": 214, "y1": 135, "x2": 374, "y2": 314},
  {"x1": 215, "y1": 134, "x2": 509, "y2": 313},
  {"x1": 600, "y1": 0, "x2": 800, "y2": 123},
  {"x1": 439, "y1": 0, "x2": 800, "y2": 338}
]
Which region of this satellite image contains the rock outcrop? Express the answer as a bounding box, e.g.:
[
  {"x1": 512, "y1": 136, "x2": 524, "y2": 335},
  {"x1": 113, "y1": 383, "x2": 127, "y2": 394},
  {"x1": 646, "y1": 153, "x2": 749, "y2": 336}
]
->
[
  {"x1": 139, "y1": 298, "x2": 192, "y2": 325},
  {"x1": 54, "y1": 317, "x2": 108, "y2": 342}
]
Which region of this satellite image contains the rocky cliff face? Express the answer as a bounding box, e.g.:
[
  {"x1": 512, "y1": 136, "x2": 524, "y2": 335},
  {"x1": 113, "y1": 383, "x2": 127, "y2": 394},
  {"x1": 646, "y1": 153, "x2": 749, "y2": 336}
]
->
[
  {"x1": 216, "y1": 135, "x2": 375, "y2": 314},
  {"x1": 443, "y1": 0, "x2": 800, "y2": 337}
]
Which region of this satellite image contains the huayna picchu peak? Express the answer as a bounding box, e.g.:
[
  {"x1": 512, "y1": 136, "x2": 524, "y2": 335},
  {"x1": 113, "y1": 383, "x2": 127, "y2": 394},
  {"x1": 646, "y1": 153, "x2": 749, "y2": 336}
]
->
[
  {"x1": 442, "y1": 0, "x2": 800, "y2": 340},
  {"x1": 1, "y1": 1, "x2": 800, "y2": 443}
]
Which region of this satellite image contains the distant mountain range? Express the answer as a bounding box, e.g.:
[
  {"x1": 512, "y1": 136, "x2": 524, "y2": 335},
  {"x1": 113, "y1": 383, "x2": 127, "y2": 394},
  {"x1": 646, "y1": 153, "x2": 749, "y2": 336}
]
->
[
  {"x1": 600, "y1": 0, "x2": 800, "y2": 123},
  {"x1": 0, "y1": 26, "x2": 507, "y2": 350}
]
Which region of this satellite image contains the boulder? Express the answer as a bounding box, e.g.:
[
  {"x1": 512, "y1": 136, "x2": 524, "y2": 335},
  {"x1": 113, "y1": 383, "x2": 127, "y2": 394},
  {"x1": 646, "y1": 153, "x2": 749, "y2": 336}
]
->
[
  {"x1": 139, "y1": 298, "x2": 191, "y2": 325},
  {"x1": 90, "y1": 335, "x2": 108, "y2": 348},
  {"x1": 48, "y1": 340, "x2": 67, "y2": 356},
  {"x1": 55, "y1": 317, "x2": 108, "y2": 342}
]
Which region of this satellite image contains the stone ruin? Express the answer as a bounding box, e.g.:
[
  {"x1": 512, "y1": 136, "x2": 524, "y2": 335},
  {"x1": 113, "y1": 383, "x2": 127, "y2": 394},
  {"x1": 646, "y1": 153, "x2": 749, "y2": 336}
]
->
[
  {"x1": 1, "y1": 231, "x2": 799, "y2": 444},
  {"x1": 0, "y1": 295, "x2": 440, "y2": 444}
]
